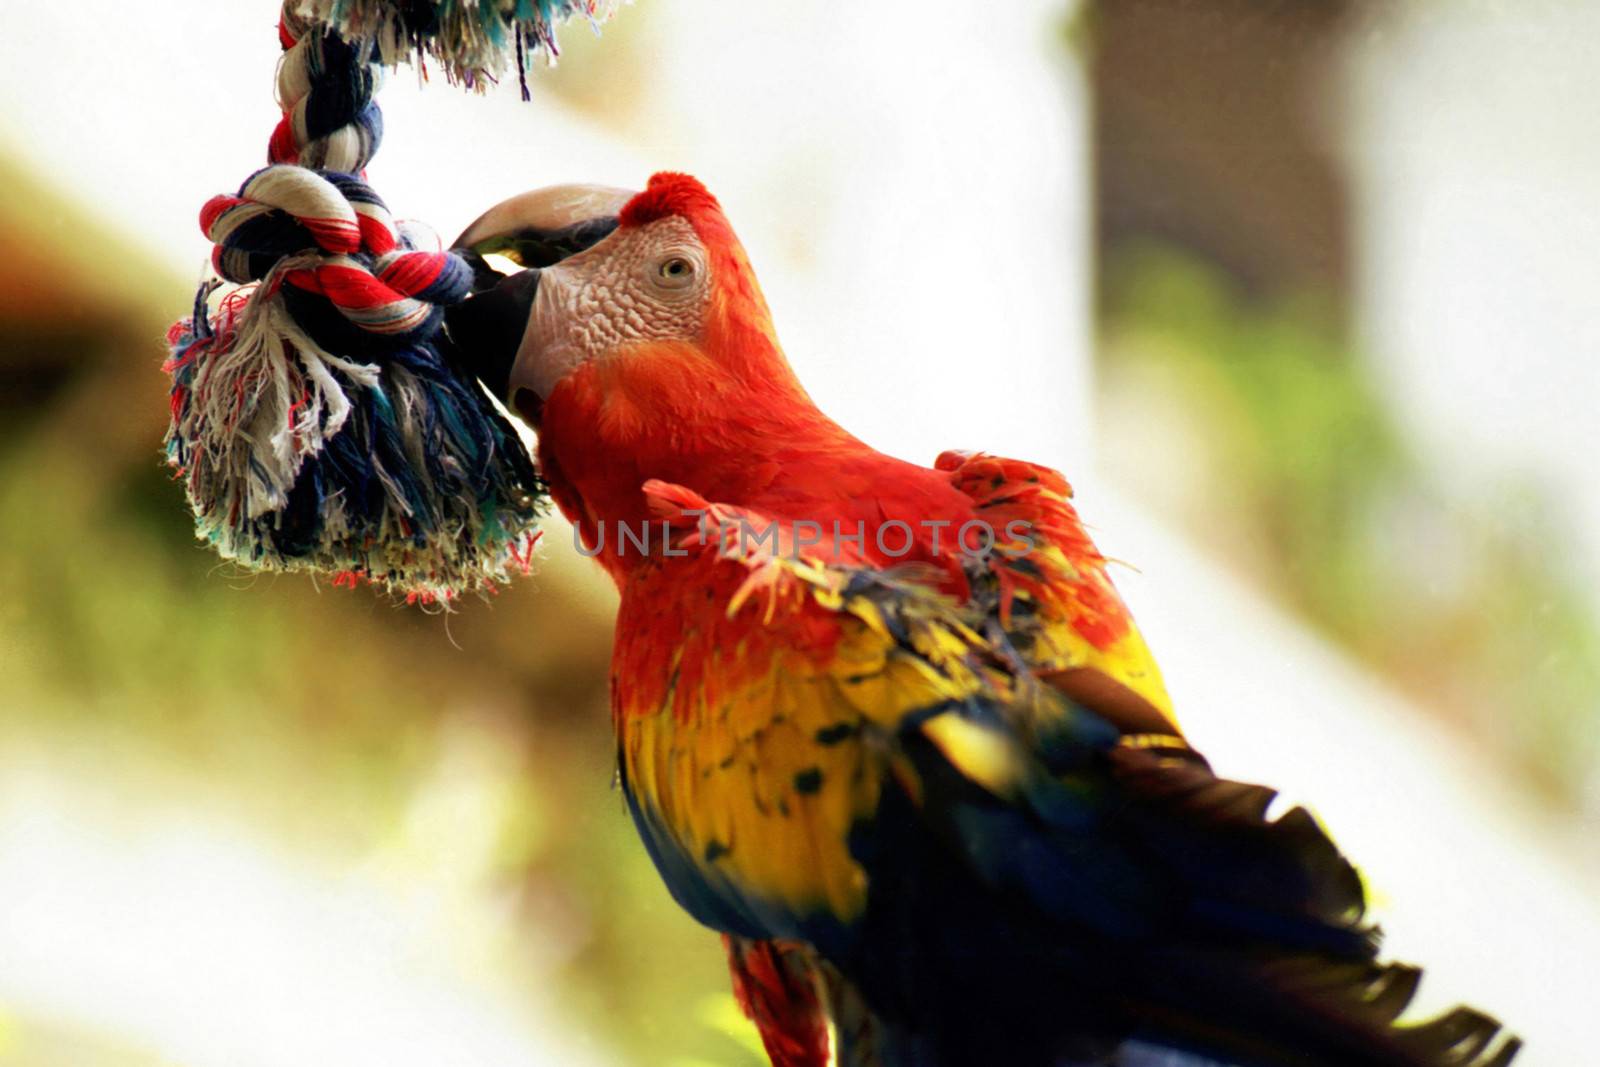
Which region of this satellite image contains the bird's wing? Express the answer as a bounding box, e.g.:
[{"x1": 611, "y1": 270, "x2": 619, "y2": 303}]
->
[
  {"x1": 614, "y1": 479, "x2": 1518, "y2": 1067},
  {"x1": 936, "y1": 449, "x2": 1180, "y2": 738}
]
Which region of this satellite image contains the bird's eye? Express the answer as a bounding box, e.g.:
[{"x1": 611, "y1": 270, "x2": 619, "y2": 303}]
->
[{"x1": 655, "y1": 256, "x2": 696, "y2": 289}]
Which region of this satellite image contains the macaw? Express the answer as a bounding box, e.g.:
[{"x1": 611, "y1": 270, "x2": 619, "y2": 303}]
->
[{"x1": 444, "y1": 173, "x2": 1519, "y2": 1067}]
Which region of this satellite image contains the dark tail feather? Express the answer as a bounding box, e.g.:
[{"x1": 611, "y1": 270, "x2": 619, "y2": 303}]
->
[
  {"x1": 1107, "y1": 746, "x2": 1521, "y2": 1067},
  {"x1": 1123, "y1": 952, "x2": 1523, "y2": 1067},
  {"x1": 1108, "y1": 744, "x2": 1370, "y2": 953},
  {"x1": 851, "y1": 714, "x2": 1520, "y2": 1067}
]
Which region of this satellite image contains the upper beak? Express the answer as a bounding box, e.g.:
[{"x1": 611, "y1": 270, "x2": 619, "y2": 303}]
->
[{"x1": 443, "y1": 183, "x2": 635, "y2": 410}]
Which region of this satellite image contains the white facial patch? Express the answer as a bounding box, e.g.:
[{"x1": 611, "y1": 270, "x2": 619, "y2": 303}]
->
[{"x1": 510, "y1": 216, "x2": 710, "y2": 400}]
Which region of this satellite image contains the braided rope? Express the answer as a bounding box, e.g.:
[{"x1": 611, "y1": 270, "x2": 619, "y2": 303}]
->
[
  {"x1": 272, "y1": 6, "x2": 383, "y2": 169},
  {"x1": 201, "y1": 167, "x2": 471, "y2": 339},
  {"x1": 164, "y1": 2, "x2": 558, "y2": 603}
]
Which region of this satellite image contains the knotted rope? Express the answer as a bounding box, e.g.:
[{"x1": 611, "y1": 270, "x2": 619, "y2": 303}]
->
[{"x1": 164, "y1": 2, "x2": 607, "y2": 603}]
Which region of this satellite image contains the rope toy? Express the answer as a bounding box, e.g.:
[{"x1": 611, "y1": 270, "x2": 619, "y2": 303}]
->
[{"x1": 165, "y1": 1, "x2": 612, "y2": 604}]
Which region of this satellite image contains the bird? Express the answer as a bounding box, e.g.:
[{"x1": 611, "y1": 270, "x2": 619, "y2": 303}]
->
[{"x1": 443, "y1": 171, "x2": 1521, "y2": 1067}]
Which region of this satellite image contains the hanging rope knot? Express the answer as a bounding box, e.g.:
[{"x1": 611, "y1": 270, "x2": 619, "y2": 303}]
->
[
  {"x1": 199, "y1": 166, "x2": 473, "y2": 349},
  {"x1": 163, "y1": 0, "x2": 617, "y2": 599}
]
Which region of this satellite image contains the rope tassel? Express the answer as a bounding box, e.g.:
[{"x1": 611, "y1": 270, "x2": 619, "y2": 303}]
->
[
  {"x1": 162, "y1": 6, "x2": 568, "y2": 603},
  {"x1": 289, "y1": 0, "x2": 620, "y2": 91}
]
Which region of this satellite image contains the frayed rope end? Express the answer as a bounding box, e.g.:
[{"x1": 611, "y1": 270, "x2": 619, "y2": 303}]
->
[{"x1": 287, "y1": 0, "x2": 621, "y2": 91}]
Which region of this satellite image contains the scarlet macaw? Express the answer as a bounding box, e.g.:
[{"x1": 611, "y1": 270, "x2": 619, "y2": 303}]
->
[{"x1": 445, "y1": 173, "x2": 1519, "y2": 1067}]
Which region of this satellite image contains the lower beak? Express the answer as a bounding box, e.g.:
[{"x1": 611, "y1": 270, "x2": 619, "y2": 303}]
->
[{"x1": 443, "y1": 268, "x2": 540, "y2": 404}]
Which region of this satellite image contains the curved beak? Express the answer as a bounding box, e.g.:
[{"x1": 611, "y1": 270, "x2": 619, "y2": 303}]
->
[
  {"x1": 443, "y1": 183, "x2": 635, "y2": 409},
  {"x1": 442, "y1": 268, "x2": 544, "y2": 405}
]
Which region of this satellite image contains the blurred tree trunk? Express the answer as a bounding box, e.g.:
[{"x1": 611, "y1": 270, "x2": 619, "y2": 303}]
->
[
  {"x1": 1088, "y1": 0, "x2": 1356, "y2": 318},
  {"x1": 0, "y1": 156, "x2": 178, "y2": 511}
]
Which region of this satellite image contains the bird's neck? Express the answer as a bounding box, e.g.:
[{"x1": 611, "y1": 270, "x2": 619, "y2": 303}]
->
[{"x1": 535, "y1": 341, "x2": 891, "y2": 581}]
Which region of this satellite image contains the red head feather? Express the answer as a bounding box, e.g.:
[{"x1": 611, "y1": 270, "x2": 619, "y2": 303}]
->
[
  {"x1": 619, "y1": 172, "x2": 725, "y2": 230},
  {"x1": 614, "y1": 172, "x2": 787, "y2": 395}
]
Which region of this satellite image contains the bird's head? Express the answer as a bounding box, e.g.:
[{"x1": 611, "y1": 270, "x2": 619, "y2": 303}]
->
[
  {"x1": 449, "y1": 172, "x2": 807, "y2": 429},
  {"x1": 447, "y1": 173, "x2": 837, "y2": 548}
]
